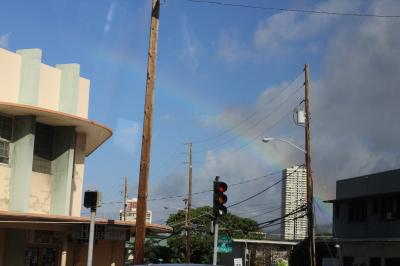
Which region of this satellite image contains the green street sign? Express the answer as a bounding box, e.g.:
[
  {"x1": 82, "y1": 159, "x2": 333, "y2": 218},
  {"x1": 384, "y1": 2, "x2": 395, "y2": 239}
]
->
[{"x1": 217, "y1": 234, "x2": 232, "y2": 253}]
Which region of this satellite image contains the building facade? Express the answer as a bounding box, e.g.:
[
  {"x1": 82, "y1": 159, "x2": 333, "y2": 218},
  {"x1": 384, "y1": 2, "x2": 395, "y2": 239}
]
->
[
  {"x1": 325, "y1": 169, "x2": 400, "y2": 266},
  {"x1": 120, "y1": 198, "x2": 152, "y2": 224},
  {"x1": 0, "y1": 48, "x2": 171, "y2": 266},
  {"x1": 220, "y1": 239, "x2": 296, "y2": 266},
  {"x1": 281, "y1": 165, "x2": 307, "y2": 240}
]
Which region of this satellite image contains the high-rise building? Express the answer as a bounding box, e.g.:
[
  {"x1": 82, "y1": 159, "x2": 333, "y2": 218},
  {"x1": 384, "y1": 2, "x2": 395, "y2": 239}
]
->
[{"x1": 281, "y1": 165, "x2": 307, "y2": 240}]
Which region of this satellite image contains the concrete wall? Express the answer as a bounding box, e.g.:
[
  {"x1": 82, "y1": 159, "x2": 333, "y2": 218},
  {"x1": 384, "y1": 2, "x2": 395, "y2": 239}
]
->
[
  {"x1": 70, "y1": 133, "x2": 86, "y2": 216},
  {"x1": 38, "y1": 64, "x2": 61, "y2": 110},
  {"x1": 29, "y1": 172, "x2": 52, "y2": 214},
  {"x1": 337, "y1": 169, "x2": 400, "y2": 199},
  {"x1": 0, "y1": 49, "x2": 21, "y2": 102},
  {"x1": 0, "y1": 165, "x2": 10, "y2": 211},
  {"x1": 0, "y1": 48, "x2": 90, "y2": 118}
]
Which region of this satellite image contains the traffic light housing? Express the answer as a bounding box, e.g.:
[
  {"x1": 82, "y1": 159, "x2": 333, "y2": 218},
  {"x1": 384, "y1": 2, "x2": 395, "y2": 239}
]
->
[{"x1": 213, "y1": 180, "x2": 228, "y2": 218}]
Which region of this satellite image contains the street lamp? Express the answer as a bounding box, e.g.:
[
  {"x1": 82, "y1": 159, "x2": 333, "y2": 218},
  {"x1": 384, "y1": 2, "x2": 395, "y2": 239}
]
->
[{"x1": 262, "y1": 137, "x2": 306, "y2": 154}]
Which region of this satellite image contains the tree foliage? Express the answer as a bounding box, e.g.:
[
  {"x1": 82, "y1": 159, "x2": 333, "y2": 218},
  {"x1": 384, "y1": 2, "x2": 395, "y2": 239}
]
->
[{"x1": 144, "y1": 206, "x2": 264, "y2": 264}]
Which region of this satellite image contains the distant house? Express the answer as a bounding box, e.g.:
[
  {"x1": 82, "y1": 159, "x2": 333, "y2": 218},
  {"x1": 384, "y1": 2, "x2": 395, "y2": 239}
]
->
[
  {"x1": 324, "y1": 168, "x2": 400, "y2": 266},
  {"x1": 119, "y1": 198, "x2": 152, "y2": 224}
]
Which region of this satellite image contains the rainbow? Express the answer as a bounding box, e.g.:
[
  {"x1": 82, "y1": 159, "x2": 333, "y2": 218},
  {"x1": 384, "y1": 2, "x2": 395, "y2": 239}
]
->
[{"x1": 89, "y1": 44, "x2": 333, "y2": 224}]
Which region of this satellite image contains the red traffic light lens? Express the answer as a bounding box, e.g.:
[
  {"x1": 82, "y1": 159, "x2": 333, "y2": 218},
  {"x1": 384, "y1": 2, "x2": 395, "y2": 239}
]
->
[{"x1": 217, "y1": 182, "x2": 227, "y2": 193}]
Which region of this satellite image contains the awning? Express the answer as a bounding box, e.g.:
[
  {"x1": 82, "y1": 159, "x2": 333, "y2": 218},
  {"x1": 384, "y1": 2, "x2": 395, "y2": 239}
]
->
[
  {"x1": 0, "y1": 101, "x2": 112, "y2": 156},
  {"x1": 0, "y1": 210, "x2": 172, "y2": 234}
]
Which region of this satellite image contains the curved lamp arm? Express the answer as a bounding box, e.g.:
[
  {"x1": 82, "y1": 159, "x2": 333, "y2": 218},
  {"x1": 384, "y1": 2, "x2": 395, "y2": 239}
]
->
[{"x1": 262, "y1": 137, "x2": 306, "y2": 154}]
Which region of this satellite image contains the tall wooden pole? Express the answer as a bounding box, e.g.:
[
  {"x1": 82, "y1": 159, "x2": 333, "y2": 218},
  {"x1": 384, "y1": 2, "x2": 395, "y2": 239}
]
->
[
  {"x1": 304, "y1": 64, "x2": 316, "y2": 266},
  {"x1": 134, "y1": 0, "x2": 160, "y2": 264},
  {"x1": 185, "y1": 143, "x2": 193, "y2": 263},
  {"x1": 124, "y1": 177, "x2": 128, "y2": 221}
]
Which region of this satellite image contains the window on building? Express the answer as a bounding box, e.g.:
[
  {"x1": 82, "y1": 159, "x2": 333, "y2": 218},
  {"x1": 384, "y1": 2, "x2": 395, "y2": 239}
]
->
[
  {"x1": 380, "y1": 196, "x2": 400, "y2": 220},
  {"x1": 32, "y1": 123, "x2": 54, "y2": 174},
  {"x1": 0, "y1": 115, "x2": 12, "y2": 164},
  {"x1": 372, "y1": 199, "x2": 379, "y2": 215},
  {"x1": 348, "y1": 200, "x2": 367, "y2": 223},
  {"x1": 369, "y1": 257, "x2": 381, "y2": 266},
  {"x1": 385, "y1": 258, "x2": 400, "y2": 266},
  {"x1": 343, "y1": 257, "x2": 354, "y2": 266},
  {"x1": 335, "y1": 203, "x2": 340, "y2": 218}
]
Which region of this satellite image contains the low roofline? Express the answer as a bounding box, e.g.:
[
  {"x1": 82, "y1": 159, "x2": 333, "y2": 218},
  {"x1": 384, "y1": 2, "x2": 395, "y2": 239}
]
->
[
  {"x1": 0, "y1": 101, "x2": 112, "y2": 156},
  {"x1": 324, "y1": 191, "x2": 400, "y2": 203},
  {"x1": 0, "y1": 210, "x2": 172, "y2": 233},
  {"x1": 232, "y1": 238, "x2": 298, "y2": 245}
]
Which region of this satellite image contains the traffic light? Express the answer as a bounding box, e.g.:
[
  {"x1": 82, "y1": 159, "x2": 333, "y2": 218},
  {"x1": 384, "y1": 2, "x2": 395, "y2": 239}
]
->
[{"x1": 213, "y1": 179, "x2": 228, "y2": 218}]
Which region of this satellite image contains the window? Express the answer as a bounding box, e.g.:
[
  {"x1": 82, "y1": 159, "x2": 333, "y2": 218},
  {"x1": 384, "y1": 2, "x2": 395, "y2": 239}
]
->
[
  {"x1": 380, "y1": 196, "x2": 400, "y2": 220},
  {"x1": 32, "y1": 123, "x2": 54, "y2": 174},
  {"x1": 348, "y1": 200, "x2": 367, "y2": 223},
  {"x1": 372, "y1": 199, "x2": 379, "y2": 215},
  {"x1": 385, "y1": 258, "x2": 400, "y2": 266},
  {"x1": 0, "y1": 115, "x2": 12, "y2": 164},
  {"x1": 335, "y1": 203, "x2": 340, "y2": 218},
  {"x1": 369, "y1": 257, "x2": 381, "y2": 266}
]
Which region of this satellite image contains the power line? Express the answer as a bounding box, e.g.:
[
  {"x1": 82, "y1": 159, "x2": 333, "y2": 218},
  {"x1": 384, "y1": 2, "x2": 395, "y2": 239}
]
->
[
  {"x1": 257, "y1": 204, "x2": 306, "y2": 226},
  {"x1": 192, "y1": 73, "x2": 303, "y2": 145},
  {"x1": 151, "y1": 145, "x2": 183, "y2": 178},
  {"x1": 192, "y1": 84, "x2": 304, "y2": 155},
  {"x1": 147, "y1": 169, "x2": 283, "y2": 202},
  {"x1": 248, "y1": 206, "x2": 281, "y2": 219},
  {"x1": 228, "y1": 164, "x2": 304, "y2": 208},
  {"x1": 182, "y1": 0, "x2": 400, "y2": 18},
  {"x1": 192, "y1": 106, "x2": 295, "y2": 164}
]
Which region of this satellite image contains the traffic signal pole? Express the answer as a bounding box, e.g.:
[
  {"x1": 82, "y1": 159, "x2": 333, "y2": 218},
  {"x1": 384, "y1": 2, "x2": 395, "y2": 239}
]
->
[
  {"x1": 134, "y1": 0, "x2": 160, "y2": 264},
  {"x1": 212, "y1": 222, "x2": 219, "y2": 265}
]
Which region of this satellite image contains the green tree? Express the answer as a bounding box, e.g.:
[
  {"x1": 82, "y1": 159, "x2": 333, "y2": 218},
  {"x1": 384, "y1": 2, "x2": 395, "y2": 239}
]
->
[{"x1": 162, "y1": 206, "x2": 264, "y2": 264}]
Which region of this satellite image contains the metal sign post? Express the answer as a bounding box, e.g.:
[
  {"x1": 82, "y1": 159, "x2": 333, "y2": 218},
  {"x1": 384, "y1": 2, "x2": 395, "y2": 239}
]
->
[
  {"x1": 87, "y1": 208, "x2": 96, "y2": 266},
  {"x1": 83, "y1": 190, "x2": 101, "y2": 266}
]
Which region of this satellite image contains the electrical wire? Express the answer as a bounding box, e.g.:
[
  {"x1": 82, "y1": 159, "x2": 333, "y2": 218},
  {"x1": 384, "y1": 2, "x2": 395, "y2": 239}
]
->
[
  {"x1": 257, "y1": 204, "x2": 306, "y2": 226},
  {"x1": 228, "y1": 164, "x2": 305, "y2": 208},
  {"x1": 191, "y1": 73, "x2": 303, "y2": 145},
  {"x1": 192, "y1": 84, "x2": 304, "y2": 155},
  {"x1": 182, "y1": 0, "x2": 400, "y2": 18}
]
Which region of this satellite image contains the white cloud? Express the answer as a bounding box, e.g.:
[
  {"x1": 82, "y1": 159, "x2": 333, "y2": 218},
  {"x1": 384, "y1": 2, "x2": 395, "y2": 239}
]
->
[
  {"x1": 113, "y1": 118, "x2": 141, "y2": 155},
  {"x1": 254, "y1": 0, "x2": 362, "y2": 54},
  {"x1": 179, "y1": 16, "x2": 203, "y2": 69},
  {"x1": 0, "y1": 33, "x2": 10, "y2": 48},
  {"x1": 216, "y1": 29, "x2": 251, "y2": 64},
  {"x1": 104, "y1": 2, "x2": 115, "y2": 33}
]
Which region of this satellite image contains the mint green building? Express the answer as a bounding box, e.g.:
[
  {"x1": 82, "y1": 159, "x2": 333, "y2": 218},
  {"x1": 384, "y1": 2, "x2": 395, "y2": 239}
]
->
[{"x1": 0, "y1": 47, "x2": 113, "y2": 265}]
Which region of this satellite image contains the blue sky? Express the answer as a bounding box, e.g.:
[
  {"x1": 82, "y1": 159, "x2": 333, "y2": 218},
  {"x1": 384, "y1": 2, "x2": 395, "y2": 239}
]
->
[{"x1": 1, "y1": 0, "x2": 400, "y2": 228}]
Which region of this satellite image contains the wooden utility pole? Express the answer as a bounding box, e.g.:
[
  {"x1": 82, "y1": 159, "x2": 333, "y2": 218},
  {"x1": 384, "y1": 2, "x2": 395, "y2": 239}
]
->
[
  {"x1": 304, "y1": 64, "x2": 316, "y2": 266},
  {"x1": 185, "y1": 143, "x2": 193, "y2": 263},
  {"x1": 124, "y1": 177, "x2": 128, "y2": 221},
  {"x1": 134, "y1": 0, "x2": 160, "y2": 264}
]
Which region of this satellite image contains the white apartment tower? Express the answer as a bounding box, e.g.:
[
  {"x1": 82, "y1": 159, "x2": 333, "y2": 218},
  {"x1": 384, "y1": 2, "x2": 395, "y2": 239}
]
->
[{"x1": 281, "y1": 165, "x2": 307, "y2": 240}]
